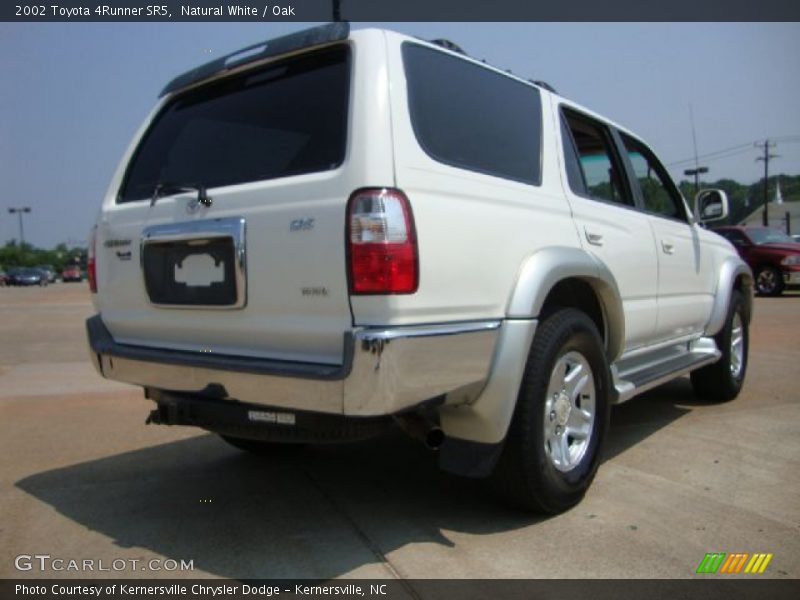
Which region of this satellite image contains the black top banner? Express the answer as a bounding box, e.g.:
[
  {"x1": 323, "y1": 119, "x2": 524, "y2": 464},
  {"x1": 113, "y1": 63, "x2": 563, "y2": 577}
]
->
[{"x1": 4, "y1": 0, "x2": 800, "y2": 22}]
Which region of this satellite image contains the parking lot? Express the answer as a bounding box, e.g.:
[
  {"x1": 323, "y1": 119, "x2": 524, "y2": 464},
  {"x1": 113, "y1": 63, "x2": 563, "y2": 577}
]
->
[{"x1": 0, "y1": 284, "x2": 798, "y2": 580}]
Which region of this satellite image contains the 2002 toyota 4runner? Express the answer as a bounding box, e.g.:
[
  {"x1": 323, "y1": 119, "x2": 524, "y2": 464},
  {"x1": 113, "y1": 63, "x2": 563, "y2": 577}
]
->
[{"x1": 87, "y1": 24, "x2": 753, "y2": 513}]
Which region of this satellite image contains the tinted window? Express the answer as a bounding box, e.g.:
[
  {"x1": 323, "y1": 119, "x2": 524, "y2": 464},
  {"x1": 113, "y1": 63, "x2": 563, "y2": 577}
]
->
[
  {"x1": 620, "y1": 133, "x2": 686, "y2": 221},
  {"x1": 747, "y1": 228, "x2": 794, "y2": 244},
  {"x1": 561, "y1": 110, "x2": 632, "y2": 206},
  {"x1": 403, "y1": 43, "x2": 542, "y2": 185},
  {"x1": 119, "y1": 47, "x2": 350, "y2": 203}
]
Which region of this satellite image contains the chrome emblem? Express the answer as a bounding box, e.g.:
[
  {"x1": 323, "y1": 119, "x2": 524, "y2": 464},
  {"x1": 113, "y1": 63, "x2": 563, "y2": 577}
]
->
[
  {"x1": 290, "y1": 218, "x2": 315, "y2": 232},
  {"x1": 186, "y1": 198, "x2": 201, "y2": 214}
]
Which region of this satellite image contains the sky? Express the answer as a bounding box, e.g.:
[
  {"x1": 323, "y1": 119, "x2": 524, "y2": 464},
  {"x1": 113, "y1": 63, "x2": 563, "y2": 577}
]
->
[{"x1": 1, "y1": 22, "x2": 799, "y2": 248}]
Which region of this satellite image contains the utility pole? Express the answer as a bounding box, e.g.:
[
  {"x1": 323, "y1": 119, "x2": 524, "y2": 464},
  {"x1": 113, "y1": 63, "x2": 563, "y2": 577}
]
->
[
  {"x1": 8, "y1": 207, "x2": 32, "y2": 248},
  {"x1": 755, "y1": 140, "x2": 778, "y2": 227}
]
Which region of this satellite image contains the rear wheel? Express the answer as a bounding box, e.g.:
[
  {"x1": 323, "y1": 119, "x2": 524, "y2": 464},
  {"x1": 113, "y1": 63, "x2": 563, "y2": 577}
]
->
[
  {"x1": 691, "y1": 290, "x2": 748, "y2": 402},
  {"x1": 755, "y1": 265, "x2": 783, "y2": 296},
  {"x1": 491, "y1": 308, "x2": 610, "y2": 514}
]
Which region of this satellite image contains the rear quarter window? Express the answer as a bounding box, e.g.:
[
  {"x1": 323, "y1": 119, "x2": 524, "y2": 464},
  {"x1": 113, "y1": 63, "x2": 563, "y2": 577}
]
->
[
  {"x1": 402, "y1": 43, "x2": 542, "y2": 186},
  {"x1": 118, "y1": 46, "x2": 350, "y2": 203}
]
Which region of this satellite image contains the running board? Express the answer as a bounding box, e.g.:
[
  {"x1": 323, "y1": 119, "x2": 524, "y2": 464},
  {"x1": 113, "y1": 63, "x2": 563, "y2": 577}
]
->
[{"x1": 613, "y1": 343, "x2": 721, "y2": 404}]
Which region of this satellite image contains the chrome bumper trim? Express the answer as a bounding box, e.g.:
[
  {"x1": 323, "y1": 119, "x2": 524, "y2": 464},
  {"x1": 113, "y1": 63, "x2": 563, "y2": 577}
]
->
[
  {"x1": 87, "y1": 316, "x2": 501, "y2": 417},
  {"x1": 356, "y1": 320, "x2": 500, "y2": 341},
  {"x1": 345, "y1": 321, "x2": 501, "y2": 415}
]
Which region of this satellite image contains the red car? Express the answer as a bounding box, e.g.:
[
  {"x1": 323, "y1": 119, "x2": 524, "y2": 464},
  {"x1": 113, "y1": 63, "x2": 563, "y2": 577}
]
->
[
  {"x1": 62, "y1": 265, "x2": 83, "y2": 283},
  {"x1": 714, "y1": 226, "x2": 800, "y2": 296}
]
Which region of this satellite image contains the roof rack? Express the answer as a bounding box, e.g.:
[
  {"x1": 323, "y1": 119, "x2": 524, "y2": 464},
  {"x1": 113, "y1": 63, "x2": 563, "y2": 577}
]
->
[
  {"x1": 531, "y1": 80, "x2": 558, "y2": 94},
  {"x1": 427, "y1": 37, "x2": 555, "y2": 94},
  {"x1": 429, "y1": 39, "x2": 466, "y2": 55},
  {"x1": 160, "y1": 22, "x2": 350, "y2": 98}
]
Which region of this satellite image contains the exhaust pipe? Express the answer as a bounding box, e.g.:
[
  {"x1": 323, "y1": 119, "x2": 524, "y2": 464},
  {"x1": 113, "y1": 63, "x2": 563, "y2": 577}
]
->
[
  {"x1": 394, "y1": 412, "x2": 445, "y2": 450},
  {"x1": 145, "y1": 401, "x2": 179, "y2": 426}
]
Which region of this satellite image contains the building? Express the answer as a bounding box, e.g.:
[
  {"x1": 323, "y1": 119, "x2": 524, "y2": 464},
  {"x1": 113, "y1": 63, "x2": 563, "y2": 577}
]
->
[{"x1": 740, "y1": 182, "x2": 800, "y2": 234}]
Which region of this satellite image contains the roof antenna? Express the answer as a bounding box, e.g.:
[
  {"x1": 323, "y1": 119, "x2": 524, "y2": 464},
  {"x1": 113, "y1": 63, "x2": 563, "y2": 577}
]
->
[{"x1": 333, "y1": 0, "x2": 341, "y2": 21}]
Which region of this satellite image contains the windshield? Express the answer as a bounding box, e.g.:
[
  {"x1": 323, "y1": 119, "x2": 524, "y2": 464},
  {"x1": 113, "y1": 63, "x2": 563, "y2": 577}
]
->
[
  {"x1": 748, "y1": 228, "x2": 795, "y2": 245},
  {"x1": 119, "y1": 46, "x2": 350, "y2": 203}
]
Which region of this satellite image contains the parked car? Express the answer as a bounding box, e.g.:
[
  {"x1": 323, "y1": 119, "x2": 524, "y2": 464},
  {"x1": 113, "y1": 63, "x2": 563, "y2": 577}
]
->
[
  {"x1": 714, "y1": 226, "x2": 800, "y2": 296},
  {"x1": 62, "y1": 265, "x2": 83, "y2": 282},
  {"x1": 0, "y1": 268, "x2": 7, "y2": 286},
  {"x1": 35, "y1": 264, "x2": 57, "y2": 283},
  {"x1": 86, "y1": 24, "x2": 753, "y2": 514},
  {"x1": 792, "y1": 234, "x2": 800, "y2": 243},
  {"x1": 6, "y1": 267, "x2": 47, "y2": 286}
]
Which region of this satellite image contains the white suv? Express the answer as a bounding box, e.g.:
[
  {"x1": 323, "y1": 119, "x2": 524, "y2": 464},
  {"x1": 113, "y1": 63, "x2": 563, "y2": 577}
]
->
[{"x1": 87, "y1": 24, "x2": 753, "y2": 513}]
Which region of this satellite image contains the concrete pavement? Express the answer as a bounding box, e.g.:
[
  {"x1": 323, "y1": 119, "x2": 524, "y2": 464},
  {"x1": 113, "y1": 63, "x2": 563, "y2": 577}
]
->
[{"x1": 1, "y1": 285, "x2": 798, "y2": 580}]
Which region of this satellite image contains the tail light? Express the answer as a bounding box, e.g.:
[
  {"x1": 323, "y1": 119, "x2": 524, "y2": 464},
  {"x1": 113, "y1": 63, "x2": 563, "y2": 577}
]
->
[
  {"x1": 88, "y1": 226, "x2": 97, "y2": 293},
  {"x1": 347, "y1": 188, "x2": 418, "y2": 294}
]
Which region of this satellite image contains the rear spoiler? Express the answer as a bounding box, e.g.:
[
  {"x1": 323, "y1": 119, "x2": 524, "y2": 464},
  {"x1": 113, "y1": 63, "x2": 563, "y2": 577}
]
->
[{"x1": 159, "y1": 22, "x2": 350, "y2": 98}]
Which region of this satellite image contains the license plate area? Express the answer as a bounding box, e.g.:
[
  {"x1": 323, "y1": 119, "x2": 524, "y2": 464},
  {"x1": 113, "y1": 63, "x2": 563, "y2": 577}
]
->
[{"x1": 141, "y1": 217, "x2": 246, "y2": 309}]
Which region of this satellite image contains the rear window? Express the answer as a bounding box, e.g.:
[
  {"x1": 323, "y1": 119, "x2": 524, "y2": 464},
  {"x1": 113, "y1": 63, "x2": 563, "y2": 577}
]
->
[
  {"x1": 118, "y1": 46, "x2": 350, "y2": 203},
  {"x1": 402, "y1": 43, "x2": 542, "y2": 186}
]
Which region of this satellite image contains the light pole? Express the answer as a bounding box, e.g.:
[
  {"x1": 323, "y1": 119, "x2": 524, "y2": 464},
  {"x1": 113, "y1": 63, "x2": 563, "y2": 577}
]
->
[
  {"x1": 8, "y1": 207, "x2": 32, "y2": 248},
  {"x1": 684, "y1": 166, "x2": 708, "y2": 197}
]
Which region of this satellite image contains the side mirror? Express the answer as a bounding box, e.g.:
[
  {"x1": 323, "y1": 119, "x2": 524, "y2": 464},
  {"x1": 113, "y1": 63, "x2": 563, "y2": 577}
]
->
[{"x1": 695, "y1": 189, "x2": 729, "y2": 223}]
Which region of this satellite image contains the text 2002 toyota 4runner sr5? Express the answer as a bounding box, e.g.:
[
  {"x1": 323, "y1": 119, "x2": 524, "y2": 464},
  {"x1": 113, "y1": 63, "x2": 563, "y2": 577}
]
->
[{"x1": 87, "y1": 24, "x2": 753, "y2": 513}]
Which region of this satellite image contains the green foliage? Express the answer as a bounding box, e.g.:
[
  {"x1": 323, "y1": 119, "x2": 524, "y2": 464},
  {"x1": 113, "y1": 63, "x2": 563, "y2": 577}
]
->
[{"x1": 0, "y1": 240, "x2": 86, "y2": 272}]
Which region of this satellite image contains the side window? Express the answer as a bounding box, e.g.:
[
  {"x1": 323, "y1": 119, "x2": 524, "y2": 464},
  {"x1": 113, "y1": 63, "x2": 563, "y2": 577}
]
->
[
  {"x1": 561, "y1": 110, "x2": 632, "y2": 206},
  {"x1": 403, "y1": 43, "x2": 543, "y2": 186},
  {"x1": 620, "y1": 134, "x2": 687, "y2": 221}
]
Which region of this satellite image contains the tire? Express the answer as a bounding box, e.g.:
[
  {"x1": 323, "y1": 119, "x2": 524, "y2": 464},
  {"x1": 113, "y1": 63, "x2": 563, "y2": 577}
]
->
[
  {"x1": 755, "y1": 265, "x2": 783, "y2": 296},
  {"x1": 691, "y1": 290, "x2": 749, "y2": 403},
  {"x1": 219, "y1": 434, "x2": 306, "y2": 456},
  {"x1": 491, "y1": 308, "x2": 611, "y2": 514}
]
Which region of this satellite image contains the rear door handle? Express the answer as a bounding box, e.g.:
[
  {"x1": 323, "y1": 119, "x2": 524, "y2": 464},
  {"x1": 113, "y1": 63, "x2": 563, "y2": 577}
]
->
[
  {"x1": 585, "y1": 229, "x2": 604, "y2": 246},
  {"x1": 661, "y1": 240, "x2": 675, "y2": 254}
]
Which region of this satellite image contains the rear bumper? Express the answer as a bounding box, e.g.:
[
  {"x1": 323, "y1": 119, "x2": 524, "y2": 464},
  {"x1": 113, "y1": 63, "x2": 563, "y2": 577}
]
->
[{"x1": 86, "y1": 315, "x2": 500, "y2": 417}]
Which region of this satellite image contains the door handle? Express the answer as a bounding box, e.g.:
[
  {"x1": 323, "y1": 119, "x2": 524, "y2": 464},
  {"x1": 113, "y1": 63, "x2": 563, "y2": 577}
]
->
[
  {"x1": 585, "y1": 229, "x2": 604, "y2": 246},
  {"x1": 661, "y1": 240, "x2": 675, "y2": 254}
]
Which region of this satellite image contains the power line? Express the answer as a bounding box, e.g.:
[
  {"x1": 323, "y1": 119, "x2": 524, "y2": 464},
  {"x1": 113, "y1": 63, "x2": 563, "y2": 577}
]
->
[
  {"x1": 666, "y1": 135, "x2": 800, "y2": 167},
  {"x1": 670, "y1": 147, "x2": 755, "y2": 169},
  {"x1": 667, "y1": 143, "x2": 754, "y2": 167}
]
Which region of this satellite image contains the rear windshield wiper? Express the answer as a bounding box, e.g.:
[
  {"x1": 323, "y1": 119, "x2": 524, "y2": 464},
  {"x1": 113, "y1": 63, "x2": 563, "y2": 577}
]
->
[{"x1": 151, "y1": 183, "x2": 212, "y2": 208}]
